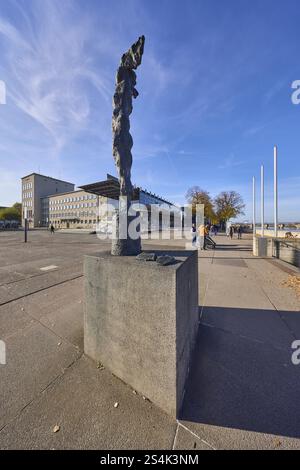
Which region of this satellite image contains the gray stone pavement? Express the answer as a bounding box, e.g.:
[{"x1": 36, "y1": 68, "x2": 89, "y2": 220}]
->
[{"x1": 0, "y1": 229, "x2": 299, "y2": 449}]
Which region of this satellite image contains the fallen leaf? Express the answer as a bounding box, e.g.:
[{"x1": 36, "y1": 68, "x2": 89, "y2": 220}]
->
[
  {"x1": 53, "y1": 425, "x2": 60, "y2": 433},
  {"x1": 282, "y1": 275, "x2": 300, "y2": 297},
  {"x1": 114, "y1": 402, "x2": 119, "y2": 408}
]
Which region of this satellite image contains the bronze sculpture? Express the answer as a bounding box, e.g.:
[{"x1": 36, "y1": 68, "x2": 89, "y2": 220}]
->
[{"x1": 111, "y1": 36, "x2": 145, "y2": 256}]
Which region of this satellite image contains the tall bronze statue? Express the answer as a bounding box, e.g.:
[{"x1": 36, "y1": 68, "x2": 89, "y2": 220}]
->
[{"x1": 111, "y1": 36, "x2": 145, "y2": 256}]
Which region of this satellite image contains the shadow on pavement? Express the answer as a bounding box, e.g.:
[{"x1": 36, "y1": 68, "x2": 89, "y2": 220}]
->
[
  {"x1": 214, "y1": 244, "x2": 252, "y2": 252},
  {"x1": 180, "y1": 306, "x2": 300, "y2": 439}
]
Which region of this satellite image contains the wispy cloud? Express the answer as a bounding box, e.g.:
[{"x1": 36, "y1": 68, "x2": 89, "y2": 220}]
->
[
  {"x1": 0, "y1": 0, "x2": 111, "y2": 151},
  {"x1": 243, "y1": 123, "x2": 267, "y2": 137},
  {"x1": 218, "y1": 153, "x2": 245, "y2": 170},
  {"x1": 264, "y1": 79, "x2": 286, "y2": 104}
]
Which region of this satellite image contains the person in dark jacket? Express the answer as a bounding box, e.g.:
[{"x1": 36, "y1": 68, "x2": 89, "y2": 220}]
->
[{"x1": 191, "y1": 223, "x2": 197, "y2": 246}]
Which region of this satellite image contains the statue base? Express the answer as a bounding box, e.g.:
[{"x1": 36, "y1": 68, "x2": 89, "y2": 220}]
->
[
  {"x1": 111, "y1": 209, "x2": 141, "y2": 256},
  {"x1": 84, "y1": 250, "x2": 199, "y2": 417}
]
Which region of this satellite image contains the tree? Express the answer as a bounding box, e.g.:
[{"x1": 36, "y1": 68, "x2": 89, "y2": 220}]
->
[
  {"x1": 214, "y1": 191, "x2": 245, "y2": 226},
  {"x1": 0, "y1": 205, "x2": 21, "y2": 222},
  {"x1": 12, "y1": 202, "x2": 22, "y2": 219},
  {"x1": 186, "y1": 186, "x2": 215, "y2": 221}
]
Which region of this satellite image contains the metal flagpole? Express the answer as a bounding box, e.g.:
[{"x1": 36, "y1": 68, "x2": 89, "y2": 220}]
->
[
  {"x1": 253, "y1": 176, "x2": 256, "y2": 237},
  {"x1": 274, "y1": 146, "x2": 278, "y2": 238},
  {"x1": 261, "y1": 165, "x2": 264, "y2": 237}
]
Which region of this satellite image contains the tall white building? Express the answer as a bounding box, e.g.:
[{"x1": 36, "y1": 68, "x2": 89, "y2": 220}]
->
[{"x1": 21, "y1": 173, "x2": 74, "y2": 228}]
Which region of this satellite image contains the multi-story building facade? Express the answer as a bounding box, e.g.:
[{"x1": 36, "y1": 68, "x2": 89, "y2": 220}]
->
[
  {"x1": 21, "y1": 172, "x2": 176, "y2": 231},
  {"x1": 44, "y1": 190, "x2": 103, "y2": 229},
  {"x1": 21, "y1": 173, "x2": 74, "y2": 228}
]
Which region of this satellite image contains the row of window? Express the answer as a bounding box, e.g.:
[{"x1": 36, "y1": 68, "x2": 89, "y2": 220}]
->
[
  {"x1": 23, "y1": 192, "x2": 33, "y2": 199},
  {"x1": 23, "y1": 182, "x2": 32, "y2": 190},
  {"x1": 23, "y1": 201, "x2": 33, "y2": 207},
  {"x1": 23, "y1": 210, "x2": 33, "y2": 218},
  {"x1": 50, "y1": 212, "x2": 97, "y2": 218},
  {"x1": 50, "y1": 220, "x2": 97, "y2": 225},
  {"x1": 49, "y1": 202, "x2": 97, "y2": 211},
  {"x1": 49, "y1": 194, "x2": 97, "y2": 205}
]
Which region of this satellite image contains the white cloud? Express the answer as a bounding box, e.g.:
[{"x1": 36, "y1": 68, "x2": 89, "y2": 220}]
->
[{"x1": 0, "y1": 0, "x2": 111, "y2": 150}]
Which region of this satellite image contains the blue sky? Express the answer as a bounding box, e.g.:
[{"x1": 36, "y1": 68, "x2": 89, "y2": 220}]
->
[{"x1": 0, "y1": 0, "x2": 299, "y2": 221}]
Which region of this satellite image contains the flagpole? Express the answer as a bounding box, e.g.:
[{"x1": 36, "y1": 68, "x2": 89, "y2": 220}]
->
[{"x1": 274, "y1": 146, "x2": 278, "y2": 238}]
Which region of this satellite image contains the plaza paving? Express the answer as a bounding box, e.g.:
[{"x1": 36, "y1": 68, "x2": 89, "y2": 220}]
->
[{"x1": 0, "y1": 229, "x2": 299, "y2": 449}]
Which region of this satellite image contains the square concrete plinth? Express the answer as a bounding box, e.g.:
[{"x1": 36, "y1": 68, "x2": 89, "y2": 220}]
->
[
  {"x1": 253, "y1": 237, "x2": 270, "y2": 257},
  {"x1": 84, "y1": 251, "x2": 198, "y2": 417}
]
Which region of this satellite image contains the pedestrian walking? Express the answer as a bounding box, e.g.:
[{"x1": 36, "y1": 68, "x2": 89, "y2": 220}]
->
[
  {"x1": 198, "y1": 224, "x2": 206, "y2": 250},
  {"x1": 229, "y1": 225, "x2": 234, "y2": 240},
  {"x1": 50, "y1": 224, "x2": 55, "y2": 234},
  {"x1": 191, "y1": 223, "x2": 197, "y2": 247}
]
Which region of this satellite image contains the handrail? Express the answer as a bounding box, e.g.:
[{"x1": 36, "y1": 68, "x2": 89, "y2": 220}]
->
[{"x1": 274, "y1": 239, "x2": 300, "y2": 252}]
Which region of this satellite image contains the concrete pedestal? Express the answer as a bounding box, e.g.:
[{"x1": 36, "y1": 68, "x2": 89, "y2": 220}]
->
[
  {"x1": 84, "y1": 251, "x2": 198, "y2": 417},
  {"x1": 253, "y1": 237, "x2": 269, "y2": 257}
]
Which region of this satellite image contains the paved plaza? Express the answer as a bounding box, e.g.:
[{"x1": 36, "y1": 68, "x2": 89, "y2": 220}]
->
[{"x1": 0, "y1": 229, "x2": 300, "y2": 449}]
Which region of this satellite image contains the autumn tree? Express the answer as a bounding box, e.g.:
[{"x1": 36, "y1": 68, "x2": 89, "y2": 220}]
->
[
  {"x1": 214, "y1": 191, "x2": 245, "y2": 227},
  {"x1": 186, "y1": 186, "x2": 215, "y2": 221}
]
